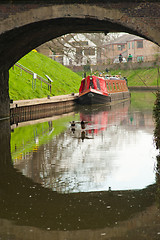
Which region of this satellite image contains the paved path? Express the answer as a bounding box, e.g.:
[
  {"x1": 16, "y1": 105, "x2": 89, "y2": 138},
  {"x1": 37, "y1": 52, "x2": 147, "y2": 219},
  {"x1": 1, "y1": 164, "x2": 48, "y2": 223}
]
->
[{"x1": 10, "y1": 93, "x2": 78, "y2": 108}]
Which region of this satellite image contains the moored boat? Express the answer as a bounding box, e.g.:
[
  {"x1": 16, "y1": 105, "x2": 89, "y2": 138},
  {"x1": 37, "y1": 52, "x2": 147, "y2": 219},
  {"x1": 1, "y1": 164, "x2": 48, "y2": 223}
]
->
[{"x1": 77, "y1": 75, "x2": 130, "y2": 105}]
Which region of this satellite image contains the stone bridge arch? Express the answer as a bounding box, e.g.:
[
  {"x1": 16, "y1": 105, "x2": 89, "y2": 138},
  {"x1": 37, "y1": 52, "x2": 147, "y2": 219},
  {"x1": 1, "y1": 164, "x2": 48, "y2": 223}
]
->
[{"x1": 0, "y1": 1, "x2": 160, "y2": 118}]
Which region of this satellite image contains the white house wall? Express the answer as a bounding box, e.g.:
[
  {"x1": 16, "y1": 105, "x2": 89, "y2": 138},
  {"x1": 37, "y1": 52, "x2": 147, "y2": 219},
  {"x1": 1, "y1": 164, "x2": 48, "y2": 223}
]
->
[{"x1": 63, "y1": 34, "x2": 97, "y2": 66}]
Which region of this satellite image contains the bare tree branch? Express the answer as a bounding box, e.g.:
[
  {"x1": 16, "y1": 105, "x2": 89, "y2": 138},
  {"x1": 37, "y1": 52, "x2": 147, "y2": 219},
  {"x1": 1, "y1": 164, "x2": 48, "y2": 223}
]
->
[{"x1": 42, "y1": 33, "x2": 123, "y2": 65}]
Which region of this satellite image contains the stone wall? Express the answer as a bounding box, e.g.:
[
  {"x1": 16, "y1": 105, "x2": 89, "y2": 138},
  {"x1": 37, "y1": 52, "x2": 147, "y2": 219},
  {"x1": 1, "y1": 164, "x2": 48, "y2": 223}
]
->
[
  {"x1": 0, "y1": 71, "x2": 10, "y2": 119},
  {"x1": 68, "y1": 61, "x2": 160, "y2": 72},
  {"x1": 0, "y1": 0, "x2": 159, "y2": 118},
  {"x1": 0, "y1": 1, "x2": 159, "y2": 72}
]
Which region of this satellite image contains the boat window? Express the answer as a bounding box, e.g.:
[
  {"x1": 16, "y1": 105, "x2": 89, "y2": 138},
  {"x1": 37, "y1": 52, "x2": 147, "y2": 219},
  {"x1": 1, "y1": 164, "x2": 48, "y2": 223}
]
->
[
  {"x1": 106, "y1": 82, "x2": 109, "y2": 90},
  {"x1": 96, "y1": 78, "x2": 101, "y2": 90},
  {"x1": 89, "y1": 78, "x2": 94, "y2": 89},
  {"x1": 113, "y1": 82, "x2": 115, "y2": 90},
  {"x1": 119, "y1": 82, "x2": 122, "y2": 90},
  {"x1": 116, "y1": 83, "x2": 119, "y2": 90},
  {"x1": 81, "y1": 81, "x2": 85, "y2": 92},
  {"x1": 122, "y1": 82, "x2": 125, "y2": 90}
]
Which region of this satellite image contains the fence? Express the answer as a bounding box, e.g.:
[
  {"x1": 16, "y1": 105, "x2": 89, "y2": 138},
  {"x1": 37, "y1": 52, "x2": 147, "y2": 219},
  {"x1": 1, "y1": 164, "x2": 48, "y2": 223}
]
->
[
  {"x1": 14, "y1": 63, "x2": 52, "y2": 93},
  {"x1": 104, "y1": 54, "x2": 160, "y2": 65}
]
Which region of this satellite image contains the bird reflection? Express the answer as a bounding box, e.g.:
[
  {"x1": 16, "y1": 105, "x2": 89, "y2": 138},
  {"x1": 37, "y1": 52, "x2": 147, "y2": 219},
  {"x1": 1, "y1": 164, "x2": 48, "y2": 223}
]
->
[
  {"x1": 80, "y1": 130, "x2": 94, "y2": 142},
  {"x1": 81, "y1": 130, "x2": 85, "y2": 142},
  {"x1": 80, "y1": 120, "x2": 89, "y2": 130},
  {"x1": 81, "y1": 120, "x2": 85, "y2": 129},
  {"x1": 70, "y1": 120, "x2": 94, "y2": 141},
  {"x1": 70, "y1": 121, "x2": 76, "y2": 134},
  {"x1": 70, "y1": 121, "x2": 76, "y2": 128}
]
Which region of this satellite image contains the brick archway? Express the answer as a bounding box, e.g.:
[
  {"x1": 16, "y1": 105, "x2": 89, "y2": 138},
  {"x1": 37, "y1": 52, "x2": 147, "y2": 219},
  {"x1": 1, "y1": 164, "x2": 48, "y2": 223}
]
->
[
  {"x1": 0, "y1": 1, "x2": 160, "y2": 118},
  {"x1": 0, "y1": 3, "x2": 160, "y2": 71}
]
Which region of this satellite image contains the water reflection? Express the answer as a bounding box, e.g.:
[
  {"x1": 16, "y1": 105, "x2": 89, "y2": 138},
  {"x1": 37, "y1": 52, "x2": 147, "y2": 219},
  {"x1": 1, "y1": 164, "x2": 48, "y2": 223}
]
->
[
  {"x1": 0, "y1": 92, "x2": 160, "y2": 239},
  {"x1": 153, "y1": 92, "x2": 160, "y2": 209},
  {"x1": 12, "y1": 101, "x2": 157, "y2": 193}
]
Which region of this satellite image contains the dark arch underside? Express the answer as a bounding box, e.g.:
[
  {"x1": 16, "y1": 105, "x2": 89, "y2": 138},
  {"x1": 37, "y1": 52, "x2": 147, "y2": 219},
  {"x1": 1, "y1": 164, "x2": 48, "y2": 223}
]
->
[{"x1": 0, "y1": 17, "x2": 155, "y2": 72}]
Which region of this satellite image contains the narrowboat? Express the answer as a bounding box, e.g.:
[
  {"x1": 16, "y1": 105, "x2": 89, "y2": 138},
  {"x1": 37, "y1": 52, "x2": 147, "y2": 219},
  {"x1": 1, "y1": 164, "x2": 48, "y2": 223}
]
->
[{"x1": 77, "y1": 75, "x2": 130, "y2": 105}]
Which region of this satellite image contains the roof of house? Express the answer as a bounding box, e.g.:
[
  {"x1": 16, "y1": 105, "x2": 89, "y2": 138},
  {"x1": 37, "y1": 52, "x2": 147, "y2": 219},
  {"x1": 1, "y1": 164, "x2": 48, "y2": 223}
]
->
[
  {"x1": 106, "y1": 34, "x2": 143, "y2": 45},
  {"x1": 64, "y1": 33, "x2": 97, "y2": 48}
]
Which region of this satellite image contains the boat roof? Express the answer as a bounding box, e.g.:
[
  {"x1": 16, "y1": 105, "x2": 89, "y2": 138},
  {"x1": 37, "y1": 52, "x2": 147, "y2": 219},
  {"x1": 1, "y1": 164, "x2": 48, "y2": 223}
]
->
[{"x1": 82, "y1": 75, "x2": 124, "y2": 81}]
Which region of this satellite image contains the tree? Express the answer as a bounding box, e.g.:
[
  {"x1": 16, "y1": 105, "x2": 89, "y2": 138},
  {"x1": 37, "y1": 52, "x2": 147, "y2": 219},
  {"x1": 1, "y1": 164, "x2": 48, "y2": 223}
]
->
[{"x1": 37, "y1": 32, "x2": 123, "y2": 66}]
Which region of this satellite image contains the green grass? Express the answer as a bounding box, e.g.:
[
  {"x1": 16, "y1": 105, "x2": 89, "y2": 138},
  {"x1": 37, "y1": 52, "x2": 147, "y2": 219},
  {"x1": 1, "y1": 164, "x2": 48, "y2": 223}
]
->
[
  {"x1": 11, "y1": 113, "x2": 80, "y2": 160},
  {"x1": 110, "y1": 68, "x2": 160, "y2": 87},
  {"x1": 9, "y1": 51, "x2": 81, "y2": 100},
  {"x1": 130, "y1": 91, "x2": 156, "y2": 110},
  {"x1": 77, "y1": 67, "x2": 160, "y2": 87},
  {"x1": 9, "y1": 51, "x2": 160, "y2": 101}
]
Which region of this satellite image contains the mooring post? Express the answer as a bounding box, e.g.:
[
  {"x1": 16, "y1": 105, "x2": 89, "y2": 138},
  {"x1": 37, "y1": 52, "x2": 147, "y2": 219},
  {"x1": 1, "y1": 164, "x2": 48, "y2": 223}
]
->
[{"x1": 0, "y1": 70, "x2": 10, "y2": 120}]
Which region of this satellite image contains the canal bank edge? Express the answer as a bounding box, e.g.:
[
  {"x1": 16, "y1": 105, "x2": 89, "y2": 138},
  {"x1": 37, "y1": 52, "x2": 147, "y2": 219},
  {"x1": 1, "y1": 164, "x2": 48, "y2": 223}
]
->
[
  {"x1": 10, "y1": 93, "x2": 78, "y2": 125},
  {"x1": 10, "y1": 86, "x2": 157, "y2": 125}
]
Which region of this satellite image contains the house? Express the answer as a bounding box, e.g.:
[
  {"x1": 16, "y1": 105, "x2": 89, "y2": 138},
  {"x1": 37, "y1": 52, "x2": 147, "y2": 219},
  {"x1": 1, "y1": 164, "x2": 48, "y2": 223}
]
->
[
  {"x1": 103, "y1": 33, "x2": 160, "y2": 64},
  {"x1": 36, "y1": 34, "x2": 98, "y2": 67},
  {"x1": 36, "y1": 40, "x2": 64, "y2": 65},
  {"x1": 63, "y1": 34, "x2": 97, "y2": 66}
]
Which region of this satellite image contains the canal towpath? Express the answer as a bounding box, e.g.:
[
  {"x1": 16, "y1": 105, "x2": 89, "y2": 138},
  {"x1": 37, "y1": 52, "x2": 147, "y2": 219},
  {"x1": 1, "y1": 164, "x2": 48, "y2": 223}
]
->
[
  {"x1": 10, "y1": 93, "x2": 78, "y2": 109},
  {"x1": 10, "y1": 93, "x2": 79, "y2": 125}
]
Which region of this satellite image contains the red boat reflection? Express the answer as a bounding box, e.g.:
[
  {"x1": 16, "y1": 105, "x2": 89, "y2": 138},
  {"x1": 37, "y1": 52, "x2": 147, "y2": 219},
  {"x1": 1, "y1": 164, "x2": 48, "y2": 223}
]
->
[{"x1": 78, "y1": 101, "x2": 130, "y2": 139}]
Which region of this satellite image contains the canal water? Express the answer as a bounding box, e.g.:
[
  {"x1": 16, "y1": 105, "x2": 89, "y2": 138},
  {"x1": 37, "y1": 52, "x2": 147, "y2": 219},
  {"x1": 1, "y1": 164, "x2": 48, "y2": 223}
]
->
[{"x1": 1, "y1": 91, "x2": 160, "y2": 239}]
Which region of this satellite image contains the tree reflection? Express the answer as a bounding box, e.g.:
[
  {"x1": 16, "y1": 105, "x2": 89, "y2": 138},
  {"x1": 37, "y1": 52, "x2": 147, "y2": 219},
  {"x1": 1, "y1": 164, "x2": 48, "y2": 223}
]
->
[{"x1": 153, "y1": 91, "x2": 160, "y2": 206}]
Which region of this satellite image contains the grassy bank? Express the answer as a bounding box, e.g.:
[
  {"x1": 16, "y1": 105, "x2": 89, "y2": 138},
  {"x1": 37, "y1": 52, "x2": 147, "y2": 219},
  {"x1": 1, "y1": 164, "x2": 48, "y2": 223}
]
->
[
  {"x1": 77, "y1": 67, "x2": 160, "y2": 87},
  {"x1": 9, "y1": 51, "x2": 160, "y2": 101},
  {"x1": 9, "y1": 51, "x2": 81, "y2": 100},
  {"x1": 11, "y1": 115, "x2": 72, "y2": 160},
  {"x1": 111, "y1": 67, "x2": 160, "y2": 87},
  {"x1": 130, "y1": 91, "x2": 156, "y2": 110}
]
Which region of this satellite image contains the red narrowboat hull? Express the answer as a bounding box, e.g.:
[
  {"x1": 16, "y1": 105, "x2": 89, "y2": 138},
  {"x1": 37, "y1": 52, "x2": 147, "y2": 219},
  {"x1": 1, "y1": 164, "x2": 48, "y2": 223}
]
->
[
  {"x1": 78, "y1": 89, "x2": 111, "y2": 105},
  {"x1": 77, "y1": 75, "x2": 130, "y2": 105}
]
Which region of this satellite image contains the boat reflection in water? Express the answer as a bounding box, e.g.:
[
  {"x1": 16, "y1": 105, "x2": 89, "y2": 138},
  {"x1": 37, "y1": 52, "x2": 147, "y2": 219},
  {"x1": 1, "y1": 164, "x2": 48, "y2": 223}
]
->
[
  {"x1": 78, "y1": 101, "x2": 130, "y2": 141},
  {"x1": 13, "y1": 100, "x2": 156, "y2": 194}
]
